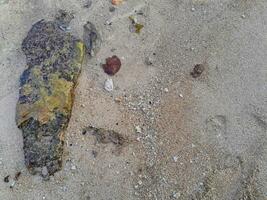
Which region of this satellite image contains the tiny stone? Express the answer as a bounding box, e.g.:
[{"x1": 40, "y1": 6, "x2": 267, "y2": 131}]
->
[
  {"x1": 191, "y1": 64, "x2": 205, "y2": 78},
  {"x1": 82, "y1": 129, "x2": 87, "y2": 135},
  {"x1": 173, "y1": 156, "x2": 178, "y2": 162},
  {"x1": 179, "y1": 94, "x2": 183, "y2": 98},
  {"x1": 102, "y1": 55, "x2": 121, "y2": 75},
  {"x1": 71, "y1": 165, "x2": 77, "y2": 170},
  {"x1": 109, "y1": 6, "x2": 115, "y2": 12},
  {"x1": 164, "y1": 88, "x2": 169, "y2": 93},
  {"x1": 83, "y1": 21, "x2": 101, "y2": 56},
  {"x1": 135, "y1": 126, "x2": 142, "y2": 133},
  {"x1": 130, "y1": 16, "x2": 137, "y2": 23},
  {"x1": 62, "y1": 186, "x2": 67, "y2": 192},
  {"x1": 104, "y1": 78, "x2": 114, "y2": 92},
  {"x1": 172, "y1": 191, "x2": 181, "y2": 199},
  {"x1": 241, "y1": 14, "x2": 246, "y2": 19},
  {"x1": 4, "y1": 175, "x2": 10, "y2": 183},
  {"x1": 10, "y1": 181, "x2": 16, "y2": 188},
  {"x1": 105, "y1": 20, "x2": 112, "y2": 25},
  {"x1": 145, "y1": 57, "x2": 153, "y2": 65},
  {"x1": 114, "y1": 96, "x2": 123, "y2": 103},
  {"x1": 92, "y1": 150, "x2": 98, "y2": 158},
  {"x1": 112, "y1": 0, "x2": 123, "y2": 5},
  {"x1": 191, "y1": 7, "x2": 195, "y2": 12},
  {"x1": 138, "y1": 180, "x2": 142, "y2": 185},
  {"x1": 41, "y1": 167, "x2": 49, "y2": 177},
  {"x1": 83, "y1": 0, "x2": 92, "y2": 8}
]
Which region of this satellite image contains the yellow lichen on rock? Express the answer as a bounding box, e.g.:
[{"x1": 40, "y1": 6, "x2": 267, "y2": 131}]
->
[{"x1": 16, "y1": 40, "x2": 85, "y2": 127}]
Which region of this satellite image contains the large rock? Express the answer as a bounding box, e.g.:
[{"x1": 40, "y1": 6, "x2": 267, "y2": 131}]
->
[{"x1": 16, "y1": 16, "x2": 85, "y2": 175}]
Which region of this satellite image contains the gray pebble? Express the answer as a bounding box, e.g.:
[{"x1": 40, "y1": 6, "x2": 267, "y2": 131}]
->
[
  {"x1": 84, "y1": 0, "x2": 92, "y2": 8},
  {"x1": 41, "y1": 166, "x2": 49, "y2": 177}
]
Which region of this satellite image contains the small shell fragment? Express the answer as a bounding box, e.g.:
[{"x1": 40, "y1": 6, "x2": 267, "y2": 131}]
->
[{"x1": 104, "y1": 78, "x2": 114, "y2": 92}]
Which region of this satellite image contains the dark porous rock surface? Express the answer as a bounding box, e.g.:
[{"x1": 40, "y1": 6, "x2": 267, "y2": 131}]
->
[{"x1": 16, "y1": 17, "x2": 85, "y2": 175}]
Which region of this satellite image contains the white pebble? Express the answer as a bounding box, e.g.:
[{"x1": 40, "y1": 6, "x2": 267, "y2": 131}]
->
[
  {"x1": 191, "y1": 7, "x2": 195, "y2": 12},
  {"x1": 164, "y1": 88, "x2": 169, "y2": 93},
  {"x1": 104, "y1": 78, "x2": 114, "y2": 92},
  {"x1": 10, "y1": 181, "x2": 16, "y2": 188},
  {"x1": 173, "y1": 156, "x2": 178, "y2": 162},
  {"x1": 105, "y1": 20, "x2": 112, "y2": 25},
  {"x1": 71, "y1": 165, "x2": 77, "y2": 170},
  {"x1": 172, "y1": 191, "x2": 181, "y2": 198},
  {"x1": 135, "y1": 126, "x2": 142, "y2": 133},
  {"x1": 41, "y1": 167, "x2": 49, "y2": 177},
  {"x1": 62, "y1": 186, "x2": 67, "y2": 192}
]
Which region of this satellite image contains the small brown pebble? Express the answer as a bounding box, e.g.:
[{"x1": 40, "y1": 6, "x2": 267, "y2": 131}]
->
[
  {"x1": 102, "y1": 55, "x2": 121, "y2": 75},
  {"x1": 82, "y1": 129, "x2": 87, "y2": 135},
  {"x1": 114, "y1": 96, "x2": 123, "y2": 103},
  {"x1": 191, "y1": 64, "x2": 205, "y2": 78},
  {"x1": 14, "y1": 172, "x2": 21, "y2": 181},
  {"x1": 4, "y1": 175, "x2": 10, "y2": 183},
  {"x1": 112, "y1": 0, "x2": 123, "y2": 5}
]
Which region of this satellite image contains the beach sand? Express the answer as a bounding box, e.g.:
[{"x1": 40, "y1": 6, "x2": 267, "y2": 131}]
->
[{"x1": 0, "y1": 0, "x2": 266, "y2": 199}]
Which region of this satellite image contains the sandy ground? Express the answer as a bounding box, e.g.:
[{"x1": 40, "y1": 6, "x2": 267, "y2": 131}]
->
[{"x1": 0, "y1": 0, "x2": 267, "y2": 199}]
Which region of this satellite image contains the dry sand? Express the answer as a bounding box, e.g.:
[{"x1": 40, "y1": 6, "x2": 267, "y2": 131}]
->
[{"x1": 0, "y1": 0, "x2": 266, "y2": 199}]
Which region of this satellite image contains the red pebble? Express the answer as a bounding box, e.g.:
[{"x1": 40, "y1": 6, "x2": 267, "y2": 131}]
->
[{"x1": 102, "y1": 55, "x2": 121, "y2": 75}]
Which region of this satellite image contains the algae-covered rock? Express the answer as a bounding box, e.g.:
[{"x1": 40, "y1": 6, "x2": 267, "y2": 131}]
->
[{"x1": 16, "y1": 16, "x2": 85, "y2": 175}]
